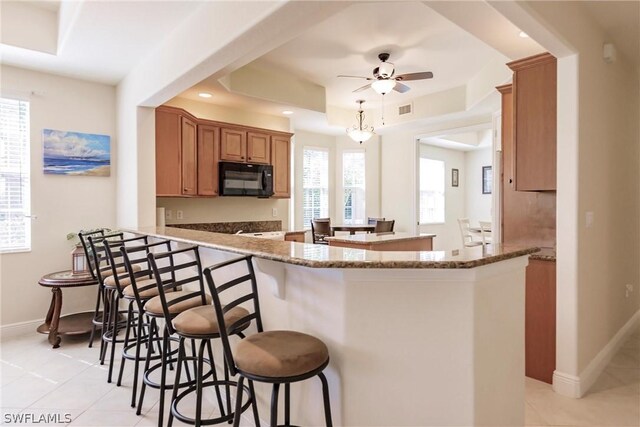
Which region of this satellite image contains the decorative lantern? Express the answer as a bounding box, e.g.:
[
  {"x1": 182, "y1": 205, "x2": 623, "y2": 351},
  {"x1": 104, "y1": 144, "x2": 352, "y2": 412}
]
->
[{"x1": 71, "y1": 246, "x2": 89, "y2": 275}]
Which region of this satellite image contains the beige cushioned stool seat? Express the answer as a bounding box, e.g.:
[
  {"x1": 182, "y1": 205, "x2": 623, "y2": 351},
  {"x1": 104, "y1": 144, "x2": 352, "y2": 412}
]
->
[
  {"x1": 234, "y1": 331, "x2": 329, "y2": 378},
  {"x1": 144, "y1": 292, "x2": 212, "y2": 316},
  {"x1": 172, "y1": 305, "x2": 249, "y2": 336},
  {"x1": 122, "y1": 279, "x2": 167, "y2": 299},
  {"x1": 95, "y1": 264, "x2": 141, "y2": 279},
  {"x1": 104, "y1": 270, "x2": 145, "y2": 289}
]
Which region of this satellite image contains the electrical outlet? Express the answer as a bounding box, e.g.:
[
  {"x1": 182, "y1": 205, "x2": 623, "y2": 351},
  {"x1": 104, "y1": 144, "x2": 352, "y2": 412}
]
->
[
  {"x1": 177, "y1": 210, "x2": 184, "y2": 220},
  {"x1": 626, "y1": 284, "x2": 634, "y2": 298},
  {"x1": 585, "y1": 211, "x2": 594, "y2": 228},
  {"x1": 272, "y1": 208, "x2": 278, "y2": 217},
  {"x1": 165, "y1": 210, "x2": 172, "y2": 220}
]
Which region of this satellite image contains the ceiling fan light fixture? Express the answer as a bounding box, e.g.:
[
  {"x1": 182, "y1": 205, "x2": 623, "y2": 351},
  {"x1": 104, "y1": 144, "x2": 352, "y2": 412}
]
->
[
  {"x1": 371, "y1": 79, "x2": 396, "y2": 95},
  {"x1": 347, "y1": 100, "x2": 375, "y2": 144}
]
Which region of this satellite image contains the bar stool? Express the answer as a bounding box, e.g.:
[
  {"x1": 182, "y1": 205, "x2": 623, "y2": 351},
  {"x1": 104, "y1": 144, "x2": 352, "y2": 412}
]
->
[
  {"x1": 104, "y1": 238, "x2": 172, "y2": 406},
  {"x1": 90, "y1": 234, "x2": 148, "y2": 383},
  {"x1": 147, "y1": 250, "x2": 253, "y2": 426},
  {"x1": 204, "y1": 255, "x2": 333, "y2": 427},
  {"x1": 138, "y1": 245, "x2": 216, "y2": 427},
  {"x1": 78, "y1": 229, "x2": 107, "y2": 347}
]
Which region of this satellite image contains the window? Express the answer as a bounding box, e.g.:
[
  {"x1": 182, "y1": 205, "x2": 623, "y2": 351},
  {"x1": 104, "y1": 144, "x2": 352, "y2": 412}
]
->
[
  {"x1": 302, "y1": 148, "x2": 329, "y2": 226},
  {"x1": 0, "y1": 97, "x2": 31, "y2": 252},
  {"x1": 343, "y1": 150, "x2": 365, "y2": 224},
  {"x1": 419, "y1": 158, "x2": 445, "y2": 224}
]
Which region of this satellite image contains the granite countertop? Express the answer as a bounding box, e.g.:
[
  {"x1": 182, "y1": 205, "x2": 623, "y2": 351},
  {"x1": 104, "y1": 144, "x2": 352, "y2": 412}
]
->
[
  {"x1": 129, "y1": 226, "x2": 538, "y2": 269},
  {"x1": 325, "y1": 232, "x2": 436, "y2": 245},
  {"x1": 530, "y1": 247, "x2": 556, "y2": 261}
]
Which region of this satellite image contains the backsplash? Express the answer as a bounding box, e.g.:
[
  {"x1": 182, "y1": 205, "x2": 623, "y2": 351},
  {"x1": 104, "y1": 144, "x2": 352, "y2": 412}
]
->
[{"x1": 170, "y1": 221, "x2": 282, "y2": 234}]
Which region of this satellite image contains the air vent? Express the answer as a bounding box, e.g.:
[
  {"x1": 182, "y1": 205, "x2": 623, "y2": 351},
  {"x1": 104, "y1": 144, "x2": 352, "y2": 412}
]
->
[{"x1": 398, "y1": 103, "x2": 412, "y2": 116}]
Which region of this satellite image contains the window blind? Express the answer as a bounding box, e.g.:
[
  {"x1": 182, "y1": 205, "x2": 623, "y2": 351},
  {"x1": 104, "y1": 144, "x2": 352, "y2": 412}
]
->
[
  {"x1": 302, "y1": 148, "x2": 329, "y2": 226},
  {"x1": 0, "y1": 97, "x2": 31, "y2": 252},
  {"x1": 343, "y1": 150, "x2": 365, "y2": 224}
]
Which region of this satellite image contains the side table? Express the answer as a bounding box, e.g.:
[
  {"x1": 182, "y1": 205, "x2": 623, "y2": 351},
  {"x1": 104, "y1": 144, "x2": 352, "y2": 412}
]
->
[{"x1": 37, "y1": 270, "x2": 98, "y2": 348}]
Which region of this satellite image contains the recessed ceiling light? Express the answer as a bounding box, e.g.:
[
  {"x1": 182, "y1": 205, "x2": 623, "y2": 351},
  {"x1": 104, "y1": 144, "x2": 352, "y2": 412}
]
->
[
  {"x1": 519, "y1": 31, "x2": 529, "y2": 38},
  {"x1": 198, "y1": 92, "x2": 212, "y2": 98},
  {"x1": 282, "y1": 110, "x2": 293, "y2": 115}
]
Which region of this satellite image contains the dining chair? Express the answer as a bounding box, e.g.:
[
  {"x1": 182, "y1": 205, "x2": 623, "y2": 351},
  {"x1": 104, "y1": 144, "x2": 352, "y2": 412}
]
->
[
  {"x1": 457, "y1": 218, "x2": 483, "y2": 247},
  {"x1": 367, "y1": 217, "x2": 385, "y2": 225},
  {"x1": 373, "y1": 219, "x2": 395, "y2": 233},
  {"x1": 311, "y1": 218, "x2": 332, "y2": 245},
  {"x1": 478, "y1": 221, "x2": 492, "y2": 245}
]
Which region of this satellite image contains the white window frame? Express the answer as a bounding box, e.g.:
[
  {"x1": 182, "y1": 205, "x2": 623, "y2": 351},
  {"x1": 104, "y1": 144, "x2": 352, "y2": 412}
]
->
[
  {"x1": 302, "y1": 146, "x2": 330, "y2": 226},
  {"x1": 418, "y1": 157, "x2": 445, "y2": 225},
  {"x1": 342, "y1": 149, "x2": 366, "y2": 225},
  {"x1": 0, "y1": 96, "x2": 31, "y2": 253}
]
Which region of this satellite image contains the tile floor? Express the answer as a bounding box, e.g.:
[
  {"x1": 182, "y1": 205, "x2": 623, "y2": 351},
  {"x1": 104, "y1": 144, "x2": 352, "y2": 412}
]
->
[{"x1": 0, "y1": 326, "x2": 638, "y2": 426}]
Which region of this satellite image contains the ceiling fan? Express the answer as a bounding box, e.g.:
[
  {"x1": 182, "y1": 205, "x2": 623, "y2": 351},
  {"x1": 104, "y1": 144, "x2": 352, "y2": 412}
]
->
[{"x1": 338, "y1": 52, "x2": 434, "y2": 95}]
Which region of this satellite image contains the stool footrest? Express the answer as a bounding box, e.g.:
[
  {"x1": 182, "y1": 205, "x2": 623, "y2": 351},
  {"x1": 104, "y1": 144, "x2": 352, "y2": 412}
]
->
[{"x1": 171, "y1": 380, "x2": 251, "y2": 426}]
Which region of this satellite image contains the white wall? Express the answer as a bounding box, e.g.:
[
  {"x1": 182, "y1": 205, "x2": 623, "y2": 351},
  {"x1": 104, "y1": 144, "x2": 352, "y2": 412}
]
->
[
  {"x1": 0, "y1": 65, "x2": 116, "y2": 326},
  {"x1": 464, "y1": 145, "x2": 493, "y2": 224},
  {"x1": 418, "y1": 144, "x2": 466, "y2": 251}
]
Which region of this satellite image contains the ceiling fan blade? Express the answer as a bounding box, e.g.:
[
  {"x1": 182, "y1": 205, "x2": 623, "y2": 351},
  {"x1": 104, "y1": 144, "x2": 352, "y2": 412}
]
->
[
  {"x1": 393, "y1": 82, "x2": 411, "y2": 93},
  {"x1": 353, "y1": 83, "x2": 372, "y2": 93},
  {"x1": 338, "y1": 75, "x2": 374, "y2": 80},
  {"x1": 395, "y1": 71, "x2": 434, "y2": 81}
]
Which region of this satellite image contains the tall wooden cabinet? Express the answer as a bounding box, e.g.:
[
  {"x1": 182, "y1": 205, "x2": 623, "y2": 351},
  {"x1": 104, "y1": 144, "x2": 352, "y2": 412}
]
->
[
  {"x1": 271, "y1": 135, "x2": 291, "y2": 198},
  {"x1": 156, "y1": 106, "x2": 292, "y2": 198},
  {"x1": 507, "y1": 53, "x2": 557, "y2": 191},
  {"x1": 156, "y1": 107, "x2": 199, "y2": 197}
]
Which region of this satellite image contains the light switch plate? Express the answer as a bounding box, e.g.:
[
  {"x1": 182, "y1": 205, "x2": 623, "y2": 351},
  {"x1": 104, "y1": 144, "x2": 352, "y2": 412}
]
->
[
  {"x1": 585, "y1": 211, "x2": 594, "y2": 228},
  {"x1": 272, "y1": 208, "x2": 278, "y2": 217},
  {"x1": 165, "y1": 210, "x2": 172, "y2": 220},
  {"x1": 177, "y1": 210, "x2": 184, "y2": 220}
]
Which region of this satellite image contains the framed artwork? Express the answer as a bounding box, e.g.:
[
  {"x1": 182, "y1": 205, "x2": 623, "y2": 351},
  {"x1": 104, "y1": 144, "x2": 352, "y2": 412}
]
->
[
  {"x1": 43, "y1": 129, "x2": 111, "y2": 176},
  {"x1": 452, "y1": 168, "x2": 459, "y2": 187},
  {"x1": 482, "y1": 166, "x2": 492, "y2": 194}
]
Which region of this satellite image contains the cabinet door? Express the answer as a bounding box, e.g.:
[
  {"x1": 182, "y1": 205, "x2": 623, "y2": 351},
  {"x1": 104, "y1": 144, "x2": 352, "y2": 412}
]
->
[
  {"x1": 509, "y1": 53, "x2": 557, "y2": 191},
  {"x1": 271, "y1": 135, "x2": 291, "y2": 198},
  {"x1": 247, "y1": 132, "x2": 271, "y2": 164},
  {"x1": 156, "y1": 109, "x2": 182, "y2": 196},
  {"x1": 181, "y1": 117, "x2": 197, "y2": 196},
  {"x1": 220, "y1": 128, "x2": 246, "y2": 162},
  {"x1": 197, "y1": 125, "x2": 219, "y2": 196},
  {"x1": 525, "y1": 259, "x2": 556, "y2": 384}
]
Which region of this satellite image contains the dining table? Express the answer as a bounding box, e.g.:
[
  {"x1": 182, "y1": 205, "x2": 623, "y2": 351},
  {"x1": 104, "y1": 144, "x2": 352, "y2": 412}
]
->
[{"x1": 330, "y1": 224, "x2": 376, "y2": 235}]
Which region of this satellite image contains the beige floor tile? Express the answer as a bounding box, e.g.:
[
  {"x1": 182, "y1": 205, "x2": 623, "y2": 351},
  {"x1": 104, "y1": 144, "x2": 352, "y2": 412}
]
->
[
  {"x1": 16, "y1": 408, "x2": 84, "y2": 425},
  {"x1": 609, "y1": 347, "x2": 640, "y2": 370},
  {"x1": 525, "y1": 402, "x2": 549, "y2": 426},
  {"x1": 29, "y1": 376, "x2": 114, "y2": 410},
  {"x1": 69, "y1": 409, "x2": 142, "y2": 426},
  {"x1": 0, "y1": 376, "x2": 60, "y2": 408}
]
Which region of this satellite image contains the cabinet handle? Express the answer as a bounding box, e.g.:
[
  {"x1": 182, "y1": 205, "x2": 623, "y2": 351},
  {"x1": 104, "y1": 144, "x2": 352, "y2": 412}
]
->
[{"x1": 248, "y1": 157, "x2": 252, "y2": 160}]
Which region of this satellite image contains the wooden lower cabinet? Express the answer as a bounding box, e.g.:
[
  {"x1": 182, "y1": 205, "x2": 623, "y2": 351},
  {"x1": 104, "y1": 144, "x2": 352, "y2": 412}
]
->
[
  {"x1": 284, "y1": 231, "x2": 305, "y2": 243},
  {"x1": 525, "y1": 259, "x2": 556, "y2": 384}
]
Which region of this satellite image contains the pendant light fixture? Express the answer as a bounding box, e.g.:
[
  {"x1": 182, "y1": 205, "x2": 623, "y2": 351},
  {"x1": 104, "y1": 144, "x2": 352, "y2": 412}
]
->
[{"x1": 346, "y1": 100, "x2": 374, "y2": 144}]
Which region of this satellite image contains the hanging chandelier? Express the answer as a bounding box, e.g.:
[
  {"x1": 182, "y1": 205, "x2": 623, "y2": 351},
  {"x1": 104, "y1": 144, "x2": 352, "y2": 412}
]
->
[{"x1": 346, "y1": 100, "x2": 374, "y2": 144}]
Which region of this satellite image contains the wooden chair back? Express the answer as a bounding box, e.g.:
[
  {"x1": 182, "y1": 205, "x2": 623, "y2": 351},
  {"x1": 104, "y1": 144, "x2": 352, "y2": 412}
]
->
[{"x1": 374, "y1": 219, "x2": 395, "y2": 233}]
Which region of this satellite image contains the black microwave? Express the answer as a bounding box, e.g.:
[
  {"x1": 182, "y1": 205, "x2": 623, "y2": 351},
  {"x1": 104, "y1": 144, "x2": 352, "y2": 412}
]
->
[{"x1": 219, "y1": 162, "x2": 274, "y2": 197}]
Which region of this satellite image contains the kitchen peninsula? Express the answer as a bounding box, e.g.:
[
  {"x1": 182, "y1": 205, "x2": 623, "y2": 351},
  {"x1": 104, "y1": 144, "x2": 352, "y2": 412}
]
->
[
  {"x1": 325, "y1": 232, "x2": 435, "y2": 251},
  {"x1": 132, "y1": 226, "x2": 537, "y2": 426}
]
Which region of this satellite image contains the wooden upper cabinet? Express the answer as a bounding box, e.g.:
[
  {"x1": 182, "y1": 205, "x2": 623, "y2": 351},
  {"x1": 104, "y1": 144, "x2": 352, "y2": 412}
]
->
[
  {"x1": 197, "y1": 124, "x2": 220, "y2": 196},
  {"x1": 220, "y1": 128, "x2": 247, "y2": 162},
  {"x1": 507, "y1": 52, "x2": 557, "y2": 191},
  {"x1": 180, "y1": 117, "x2": 198, "y2": 196},
  {"x1": 247, "y1": 132, "x2": 271, "y2": 164},
  {"x1": 271, "y1": 135, "x2": 291, "y2": 198},
  {"x1": 156, "y1": 109, "x2": 182, "y2": 196}
]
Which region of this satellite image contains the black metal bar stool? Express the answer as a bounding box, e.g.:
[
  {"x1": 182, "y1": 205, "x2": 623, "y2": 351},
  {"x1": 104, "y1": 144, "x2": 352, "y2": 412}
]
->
[
  {"x1": 89, "y1": 233, "x2": 148, "y2": 383},
  {"x1": 104, "y1": 238, "x2": 172, "y2": 407},
  {"x1": 146, "y1": 252, "x2": 254, "y2": 427},
  {"x1": 204, "y1": 255, "x2": 333, "y2": 427},
  {"x1": 78, "y1": 229, "x2": 107, "y2": 347},
  {"x1": 139, "y1": 245, "x2": 219, "y2": 427}
]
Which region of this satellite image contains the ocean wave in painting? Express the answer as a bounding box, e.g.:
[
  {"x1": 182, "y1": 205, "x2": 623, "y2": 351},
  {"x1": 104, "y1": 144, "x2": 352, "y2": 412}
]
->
[{"x1": 43, "y1": 129, "x2": 111, "y2": 176}]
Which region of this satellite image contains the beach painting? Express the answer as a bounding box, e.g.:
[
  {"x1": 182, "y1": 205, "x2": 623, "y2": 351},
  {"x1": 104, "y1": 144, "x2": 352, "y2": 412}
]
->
[{"x1": 43, "y1": 129, "x2": 111, "y2": 176}]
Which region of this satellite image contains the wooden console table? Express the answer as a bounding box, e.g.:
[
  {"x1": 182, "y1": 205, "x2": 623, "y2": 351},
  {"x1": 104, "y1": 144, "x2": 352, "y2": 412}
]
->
[{"x1": 37, "y1": 270, "x2": 98, "y2": 348}]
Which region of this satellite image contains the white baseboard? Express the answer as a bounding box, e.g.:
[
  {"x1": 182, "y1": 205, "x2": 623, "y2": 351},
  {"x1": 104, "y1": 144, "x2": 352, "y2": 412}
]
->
[
  {"x1": 0, "y1": 318, "x2": 43, "y2": 340},
  {"x1": 553, "y1": 309, "x2": 640, "y2": 398}
]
